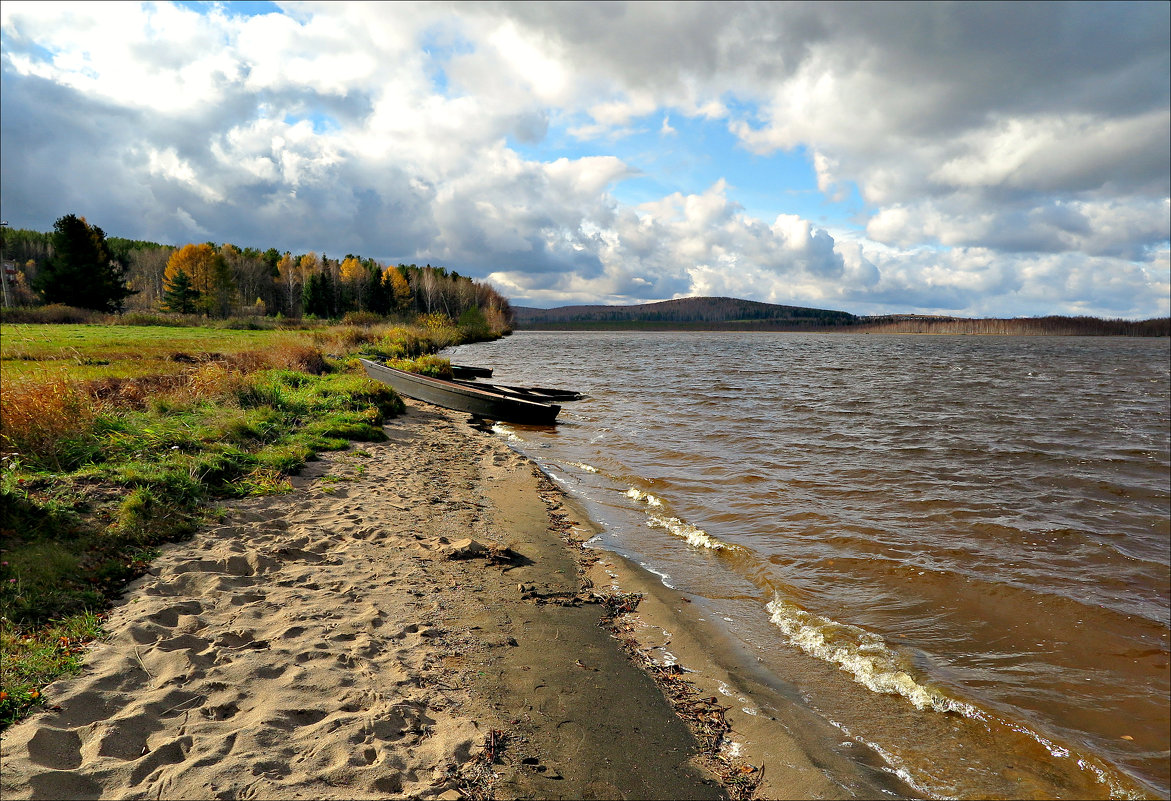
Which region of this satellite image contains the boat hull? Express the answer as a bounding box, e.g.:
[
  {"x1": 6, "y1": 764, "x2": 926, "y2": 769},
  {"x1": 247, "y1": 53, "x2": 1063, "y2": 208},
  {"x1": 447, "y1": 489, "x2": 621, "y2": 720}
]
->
[
  {"x1": 451, "y1": 364, "x2": 493, "y2": 379},
  {"x1": 359, "y1": 359, "x2": 560, "y2": 425}
]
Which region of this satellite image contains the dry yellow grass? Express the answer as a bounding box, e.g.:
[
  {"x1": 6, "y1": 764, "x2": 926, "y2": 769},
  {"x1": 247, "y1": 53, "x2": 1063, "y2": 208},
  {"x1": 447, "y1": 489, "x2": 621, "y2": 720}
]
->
[{"x1": 0, "y1": 377, "x2": 107, "y2": 470}]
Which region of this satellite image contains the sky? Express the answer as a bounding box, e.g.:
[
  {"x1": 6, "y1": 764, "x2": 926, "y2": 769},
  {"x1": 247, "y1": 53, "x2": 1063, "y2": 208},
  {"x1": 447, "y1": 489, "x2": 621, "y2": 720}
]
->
[{"x1": 1, "y1": 1, "x2": 1168, "y2": 317}]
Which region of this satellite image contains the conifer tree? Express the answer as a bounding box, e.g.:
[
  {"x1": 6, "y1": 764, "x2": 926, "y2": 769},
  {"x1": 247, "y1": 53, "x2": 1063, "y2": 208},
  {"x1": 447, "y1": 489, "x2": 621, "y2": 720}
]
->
[
  {"x1": 302, "y1": 270, "x2": 334, "y2": 318},
  {"x1": 161, "y1": 268, "x2": 199, "y2": 314},
  {"x1": 34, "y1": 214, "x2": 135, "y2": 311}
]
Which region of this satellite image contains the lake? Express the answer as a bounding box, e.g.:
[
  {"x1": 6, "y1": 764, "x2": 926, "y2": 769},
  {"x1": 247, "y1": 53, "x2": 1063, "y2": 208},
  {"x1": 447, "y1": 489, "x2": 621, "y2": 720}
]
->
[{"x1": 451, "y1": 331, "x2": 1170, "y2": 799}]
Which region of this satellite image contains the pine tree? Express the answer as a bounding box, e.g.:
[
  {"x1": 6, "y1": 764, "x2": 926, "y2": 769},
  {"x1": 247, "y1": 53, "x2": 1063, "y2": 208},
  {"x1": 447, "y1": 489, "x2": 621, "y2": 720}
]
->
[
  {"x1": 302, "y1": 271, "x2": 334, "y2": 318},
  {"x1": 34, "y1": 214, "x2": 135, "y2": 311},
  {"x1": 161, "y1": 268, "x2": 199, "y2": 314}
]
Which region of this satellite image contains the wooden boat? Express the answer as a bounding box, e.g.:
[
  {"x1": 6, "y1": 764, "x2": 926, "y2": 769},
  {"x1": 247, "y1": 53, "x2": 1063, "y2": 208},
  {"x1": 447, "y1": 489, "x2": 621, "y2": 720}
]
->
[
  {"x1": 453, "y1": 380, "x2": 586, "y2": 403},
  {"x1": 359, "y1": 359, "x2": 560, "y2": 425},
  {"x1": 451, "y1": 364, "x2": 493, "y2": 379}
]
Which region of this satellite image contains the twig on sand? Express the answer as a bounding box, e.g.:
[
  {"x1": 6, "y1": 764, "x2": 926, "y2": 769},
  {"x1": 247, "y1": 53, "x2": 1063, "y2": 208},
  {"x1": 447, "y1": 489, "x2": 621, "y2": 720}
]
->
[
  {"x1": 159, "y1": 695, "x2": 205, "y2": 716},
  {"x1": 455, "y1": 728, "x2": 507, "y2": 801},
  {"x1": 133, "y1": 647, "x2": 153, "y2": 680}
]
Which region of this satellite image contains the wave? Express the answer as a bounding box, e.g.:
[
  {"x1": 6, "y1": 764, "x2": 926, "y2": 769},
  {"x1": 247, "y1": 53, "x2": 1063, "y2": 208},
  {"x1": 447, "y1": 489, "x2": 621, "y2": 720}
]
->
[
  {"x1": 491, "y1": 423, "x2": 522, "y2": 442},
  {"x1": 624, "y1": 487, "x2": 662, "y2": 506},
  {"x1": 647, "y1": 513, "x2": 737, "y2": 551},
  {"x1": 765, "y1": 594, "x2": 1145, "y2": 798},
  {"x1": 623, "y1": 486, "x2": 740, "y2": 551},
  {"x1": 765, "y1": 593, "x2": 983, "y2": 717}
]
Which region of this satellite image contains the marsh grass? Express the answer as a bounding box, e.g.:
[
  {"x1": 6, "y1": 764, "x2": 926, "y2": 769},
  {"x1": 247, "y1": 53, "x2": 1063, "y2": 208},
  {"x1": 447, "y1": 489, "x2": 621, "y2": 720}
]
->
[
  {"x1": 0, "y1": 319, "x2": 474, "y2": 726},
  {"x1": 384, "y1": 355, "x2": 454, "y2": 379}
]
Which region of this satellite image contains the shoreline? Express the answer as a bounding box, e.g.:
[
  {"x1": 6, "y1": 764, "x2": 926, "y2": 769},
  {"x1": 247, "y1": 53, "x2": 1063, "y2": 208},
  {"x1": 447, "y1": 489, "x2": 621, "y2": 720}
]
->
[{"x1": 0, "y1": 398, "x2": 904, "y2": 800}]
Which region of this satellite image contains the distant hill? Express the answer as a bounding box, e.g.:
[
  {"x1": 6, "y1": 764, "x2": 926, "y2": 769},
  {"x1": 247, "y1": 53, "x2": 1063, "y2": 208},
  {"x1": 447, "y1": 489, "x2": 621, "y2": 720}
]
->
[
  {"x1": 512, "y1": 297, "x2": 858, "y2": 330},
  {"x1": 510, "y1": 297, "x2": 1169, "y2": 335}
]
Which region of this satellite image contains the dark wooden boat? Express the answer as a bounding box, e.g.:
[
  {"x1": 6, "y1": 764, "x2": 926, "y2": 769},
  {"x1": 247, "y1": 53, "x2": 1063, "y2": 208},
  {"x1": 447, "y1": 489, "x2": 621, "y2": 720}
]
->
[
  {"x1": 451, "y1": 364, "x2": 493, "y2": 379},
  {"x1": 453, "y1": 380, "x2": 586, "y2": 403},
  {"x1": 359, "y1": 359, "x2": 560, "y2": 425}
]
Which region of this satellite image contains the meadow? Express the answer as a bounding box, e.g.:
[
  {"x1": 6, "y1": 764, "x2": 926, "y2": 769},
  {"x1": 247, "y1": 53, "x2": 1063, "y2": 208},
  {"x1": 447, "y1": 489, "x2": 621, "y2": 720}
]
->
[
  {"x1": 1, "y1": 323, "x2": 298, "y2": 382},
  {"x1": 0, "y1": 315, "x2": 478, "y2": 725}
]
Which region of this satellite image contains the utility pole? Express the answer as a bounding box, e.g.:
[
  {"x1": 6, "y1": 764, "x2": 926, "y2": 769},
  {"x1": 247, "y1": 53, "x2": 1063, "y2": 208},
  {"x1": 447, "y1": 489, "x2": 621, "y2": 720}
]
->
[{"x1": 0, "y1": 220, "x2": 11, "y2": 309}]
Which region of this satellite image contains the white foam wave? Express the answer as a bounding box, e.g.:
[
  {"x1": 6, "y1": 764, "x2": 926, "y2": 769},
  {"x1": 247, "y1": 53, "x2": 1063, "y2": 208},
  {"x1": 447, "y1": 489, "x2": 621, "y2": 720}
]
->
[
  {"x1": 570, "y1": 461, "x2": 599, "y2": 473},
  {"x1": 654, "y1": 647, "x2": 679, "y2": 667},
  {"x1": 638, "y1": 561, "x2": 676, "y2": 589},
  {"x1": 647, "y1": 513, "x2": 733, "y2": 550},
  {"x1": 623, "y1": 487, "x2": 741, "y2": 551},
  {"x1": 766, "y1": 594, "x2": 983, "y2": 718},
  {"x1": 1077, "y1": 758, "x2": 1146, "y2": 800},
  {"x1": 624, "y1": 487, "x2": 662, "y2": 506},
  {"x1": 491, "y1": 423, "x2": 521, "y2": 442},
  {"x1": 827, "y1": 719, "x2": 936, "y2": 798},
  {"x1": 807, "y1": 607, "x2": 1144, "y2": 798}
]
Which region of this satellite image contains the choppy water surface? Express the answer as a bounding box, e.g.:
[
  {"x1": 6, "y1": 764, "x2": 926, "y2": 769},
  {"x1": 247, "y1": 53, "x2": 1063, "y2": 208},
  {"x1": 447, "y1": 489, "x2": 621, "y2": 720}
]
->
[{"x1": 450, "y1": 332, "x2": 1171, "y2": 799}]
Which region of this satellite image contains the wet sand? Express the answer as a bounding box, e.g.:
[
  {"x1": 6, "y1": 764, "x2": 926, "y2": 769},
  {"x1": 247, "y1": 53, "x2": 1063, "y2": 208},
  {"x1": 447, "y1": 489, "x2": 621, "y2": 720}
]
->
[{"x1": 0, "y1": 400, "x2": 895, "y2": 800}]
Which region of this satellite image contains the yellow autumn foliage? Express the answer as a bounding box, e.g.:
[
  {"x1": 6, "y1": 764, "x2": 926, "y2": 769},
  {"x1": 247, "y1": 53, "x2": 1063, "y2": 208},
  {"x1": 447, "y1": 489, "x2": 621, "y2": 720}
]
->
[{"x1": 164, "y1": 244, "x2": 218, "y2": 295}]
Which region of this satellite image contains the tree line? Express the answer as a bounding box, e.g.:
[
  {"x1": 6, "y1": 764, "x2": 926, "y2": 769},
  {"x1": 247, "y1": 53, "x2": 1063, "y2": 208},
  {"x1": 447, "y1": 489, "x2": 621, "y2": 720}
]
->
[
  {"x1": 1, "y1": 215, "x2": 513, "y2": 331},
  {"x1": 853, "y1": 315, "x2": 1170, "y2": 336}
]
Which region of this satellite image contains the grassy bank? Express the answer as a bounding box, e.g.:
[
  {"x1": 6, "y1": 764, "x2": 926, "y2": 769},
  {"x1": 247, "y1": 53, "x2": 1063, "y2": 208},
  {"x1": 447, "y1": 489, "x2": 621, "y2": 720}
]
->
[{"x1": 0, "y1": 315, "x2": 488, "y2": 726}]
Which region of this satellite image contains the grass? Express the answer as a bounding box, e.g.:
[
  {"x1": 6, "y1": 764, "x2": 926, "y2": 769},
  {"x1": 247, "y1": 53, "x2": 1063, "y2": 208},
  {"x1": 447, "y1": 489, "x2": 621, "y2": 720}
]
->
[
  {"x1": 0, "y1": 321, "x2": 408, "y2": 384},
  {"x1": 0, "y1": 611, "x2": 107, "y2": 726},
  {"x1": 0, "y1": 314, "x2": 500, "y2": 726},
  {"x1": 385, "y1": 354, "x2": 454, "y2": 378},
  {"x1": 0, "y1": 323, "x2": 302, "y2": 382}
]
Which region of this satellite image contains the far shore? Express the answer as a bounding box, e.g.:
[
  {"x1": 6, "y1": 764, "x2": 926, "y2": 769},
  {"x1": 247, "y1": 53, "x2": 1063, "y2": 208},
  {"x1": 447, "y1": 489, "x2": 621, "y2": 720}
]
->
[{"x1": 512, "y1": 317, "x2": 1170, "y2": 336}]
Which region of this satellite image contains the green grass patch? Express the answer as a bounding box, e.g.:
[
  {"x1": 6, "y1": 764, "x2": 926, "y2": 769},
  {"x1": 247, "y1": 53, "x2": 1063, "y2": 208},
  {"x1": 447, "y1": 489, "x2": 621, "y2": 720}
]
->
[{"x1": 0, "y1": 611, "x2": 107, "y2": 726}]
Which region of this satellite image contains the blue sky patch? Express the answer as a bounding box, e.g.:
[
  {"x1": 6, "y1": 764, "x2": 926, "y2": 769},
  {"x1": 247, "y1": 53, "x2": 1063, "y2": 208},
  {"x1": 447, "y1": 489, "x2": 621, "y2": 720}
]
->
[
  {"x1": 509, "y1": 110, "x2": 870, "y2": 231},
  {"x1": 174, "y1": 1, "x2": 282, "y2": 18},
  {"x1": 283, "y1": 111, "x2": 339, "y2": 134}
]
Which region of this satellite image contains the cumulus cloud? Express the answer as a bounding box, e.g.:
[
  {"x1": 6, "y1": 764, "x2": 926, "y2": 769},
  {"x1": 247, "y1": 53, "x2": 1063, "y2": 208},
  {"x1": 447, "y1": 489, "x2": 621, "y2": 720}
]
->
[{"x1": 0, "y1": 1, "x2": 1167, "y2": 318}]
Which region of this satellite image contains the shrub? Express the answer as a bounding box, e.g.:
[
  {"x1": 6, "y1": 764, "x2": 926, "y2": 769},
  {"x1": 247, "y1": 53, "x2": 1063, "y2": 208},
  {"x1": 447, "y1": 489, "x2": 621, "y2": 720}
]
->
[
  {"x1": 0, "y1": 378, "x2": 106, "y2": 471},
  {"x1": 319, "y1": 325, "x2": 377, "y2": 351},
  {"x1": 267, "y1": 342, "x2": 328, "y2": 374},
  {"x1": 386, "y1": 355, "x2": 453, "y2": 379},
  {"x1": 341, "y1": 311, "x2": 383, "y2": 327},
  {"x1": 214, "y1": 317, "x2": 271, "y2": 330},
  {"x1": 0, "y1": 305, "x2": 100, "y2": 324},
  {"x1": 118, "y1": 312, "x2": 201, "y2": 327}
]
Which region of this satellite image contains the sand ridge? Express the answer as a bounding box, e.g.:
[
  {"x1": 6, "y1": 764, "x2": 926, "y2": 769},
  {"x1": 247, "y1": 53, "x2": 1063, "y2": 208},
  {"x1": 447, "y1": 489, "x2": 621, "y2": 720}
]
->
[{"x1": 0, "y1": 401, "x2": 725, "y2": 800}]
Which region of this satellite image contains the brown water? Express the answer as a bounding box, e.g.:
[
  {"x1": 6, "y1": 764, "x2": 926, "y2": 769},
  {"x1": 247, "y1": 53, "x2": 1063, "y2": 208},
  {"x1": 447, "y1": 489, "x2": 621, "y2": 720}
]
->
[{"x1": 451, "y1": 332, "x2": 1170, "y2": 799}]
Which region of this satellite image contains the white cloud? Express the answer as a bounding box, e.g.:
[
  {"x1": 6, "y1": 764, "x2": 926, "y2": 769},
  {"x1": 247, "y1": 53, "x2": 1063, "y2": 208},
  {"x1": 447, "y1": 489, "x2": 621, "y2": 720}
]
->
[
  {"x1": 0, "y1": 1, "x2": 1166, "y2": 319},
  {"x1": 147, "y1": 146, "x2": 223, "y2": 203}
]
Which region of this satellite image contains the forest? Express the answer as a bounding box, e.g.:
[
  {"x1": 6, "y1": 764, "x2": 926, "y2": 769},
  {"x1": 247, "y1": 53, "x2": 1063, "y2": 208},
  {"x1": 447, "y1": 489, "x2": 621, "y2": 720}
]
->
[{"x1": 0, "y1": 215, "x2": 513, "y2": 332}]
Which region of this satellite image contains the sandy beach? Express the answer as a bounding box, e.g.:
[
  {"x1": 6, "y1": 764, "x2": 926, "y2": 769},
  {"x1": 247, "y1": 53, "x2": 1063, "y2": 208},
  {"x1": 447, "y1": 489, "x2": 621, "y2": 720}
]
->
[{"x1": 0, "y1": 399, "x2": 887, "y2": 801}]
